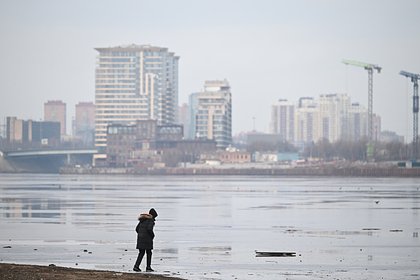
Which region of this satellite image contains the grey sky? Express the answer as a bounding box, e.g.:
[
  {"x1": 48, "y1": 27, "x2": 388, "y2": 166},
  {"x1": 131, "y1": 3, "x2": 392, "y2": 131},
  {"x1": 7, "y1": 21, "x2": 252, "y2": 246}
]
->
[{"x1": 0, "y1": 0, "x2": 419, "y2": 140}]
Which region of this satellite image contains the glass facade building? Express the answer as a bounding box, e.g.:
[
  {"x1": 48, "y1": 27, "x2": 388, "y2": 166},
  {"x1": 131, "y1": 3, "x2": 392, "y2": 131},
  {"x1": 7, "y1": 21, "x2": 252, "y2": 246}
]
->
[{"x1": 189, "y1": 80, "x2": 232, "y2": 149}]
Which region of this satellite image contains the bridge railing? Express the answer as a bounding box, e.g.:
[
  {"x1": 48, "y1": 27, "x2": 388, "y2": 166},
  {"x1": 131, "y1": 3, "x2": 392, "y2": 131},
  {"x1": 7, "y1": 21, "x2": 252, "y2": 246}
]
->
[{"x1": 0, "y1": 141, "x2": 95, "y2": 153}]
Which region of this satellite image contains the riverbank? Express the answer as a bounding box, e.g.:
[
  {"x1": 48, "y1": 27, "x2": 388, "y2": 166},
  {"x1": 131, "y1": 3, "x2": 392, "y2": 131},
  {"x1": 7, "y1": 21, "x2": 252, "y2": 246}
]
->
[
  {"x1": 0, "y1": 263, "x2": 185, "y2": 280},
  {"x1": 60, "y1": 165, "x2": 420, "y2": 177}
]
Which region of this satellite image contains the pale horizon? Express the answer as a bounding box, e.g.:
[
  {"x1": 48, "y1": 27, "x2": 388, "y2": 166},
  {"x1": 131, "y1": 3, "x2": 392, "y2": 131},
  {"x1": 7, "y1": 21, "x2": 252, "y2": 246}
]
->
[{"x1": 1, "y1": 0, "x2": 419, "y2": 141}]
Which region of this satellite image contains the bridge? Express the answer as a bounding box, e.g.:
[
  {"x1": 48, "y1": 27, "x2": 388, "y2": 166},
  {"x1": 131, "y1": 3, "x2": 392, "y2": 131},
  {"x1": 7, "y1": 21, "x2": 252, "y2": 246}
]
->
[{"x1": 1, "y1": 148, "x2": 98, "y2": 173}]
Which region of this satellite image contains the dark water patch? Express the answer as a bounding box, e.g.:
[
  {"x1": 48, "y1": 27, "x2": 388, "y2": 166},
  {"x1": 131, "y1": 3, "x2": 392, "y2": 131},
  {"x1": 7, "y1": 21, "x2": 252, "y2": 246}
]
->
[
  {"x1": 284, "y1": 228, "x2": 301, "y2": 233},
  {"x1": 255, "y1": 251, "x2": 296, "y2": 257},
  {"x1": 156, "y1": 248, "x2": 179, "y2": 254}
]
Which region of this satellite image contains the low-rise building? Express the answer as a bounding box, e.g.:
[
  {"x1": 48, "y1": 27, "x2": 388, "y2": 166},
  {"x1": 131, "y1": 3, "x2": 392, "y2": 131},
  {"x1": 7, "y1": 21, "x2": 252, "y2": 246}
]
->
[
  {"x1": 106, "y1": 120, "x2": 216, "y2": 167},
  {"x1": 6, "y1": 117, "x2": 61, "y2": 148},
  {"x1": 218, "y1": 150, "x2": 251, "y2": 164}
]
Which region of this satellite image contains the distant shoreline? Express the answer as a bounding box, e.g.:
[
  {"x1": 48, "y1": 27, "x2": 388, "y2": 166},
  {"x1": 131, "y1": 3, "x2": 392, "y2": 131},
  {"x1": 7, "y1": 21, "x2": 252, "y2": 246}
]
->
[{"x1": 58, "y1": 165, "x2": 420, "y2": 177}]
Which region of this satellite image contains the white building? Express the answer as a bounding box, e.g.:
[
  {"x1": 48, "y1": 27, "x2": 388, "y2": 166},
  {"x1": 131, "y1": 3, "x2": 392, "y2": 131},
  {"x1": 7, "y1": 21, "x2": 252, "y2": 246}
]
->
[
  {"x1": 348, "y1": 102, "x2": 368, "y2": 142},
  {"x1": 295, "y1": 97, "x2": 318, "y2": 144},
  {"x1": 94, "y1": 44, "x2": 179, "y2": 153},
  {"x1": 276, "y1": 94, "x2": 373, "y2": 145},
  {"x1": 318, "y1": 94, "x2": 351, "y2": 143},
  {"x1": 189, "y1": 80, "x2": 232, "y2": 149},
  {"x1": 270, "y1": 99, "x2": 295, "y2": 142}
]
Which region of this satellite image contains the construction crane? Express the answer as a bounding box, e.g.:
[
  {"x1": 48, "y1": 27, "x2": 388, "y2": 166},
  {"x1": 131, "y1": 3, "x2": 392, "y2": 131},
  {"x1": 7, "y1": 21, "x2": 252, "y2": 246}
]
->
[
  {"x1": 343, "y1": 60, "x2": 382, "y2": 143},
  {"x1": 399, "y1": 70, "x2": 420, "y2": 160}
]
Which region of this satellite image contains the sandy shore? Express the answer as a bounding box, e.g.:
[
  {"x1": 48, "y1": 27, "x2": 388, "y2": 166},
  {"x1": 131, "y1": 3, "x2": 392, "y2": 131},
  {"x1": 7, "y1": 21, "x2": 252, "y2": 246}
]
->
[{"x1": 0, "y1": 263, "x2": 185, "y2": 280}]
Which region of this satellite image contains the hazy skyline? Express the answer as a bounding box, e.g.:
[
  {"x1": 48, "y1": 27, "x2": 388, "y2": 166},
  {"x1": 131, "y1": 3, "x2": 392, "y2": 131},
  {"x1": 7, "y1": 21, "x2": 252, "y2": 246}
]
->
[{"x1": 1, "y1": 0, "x2": 419, "y2": 141}]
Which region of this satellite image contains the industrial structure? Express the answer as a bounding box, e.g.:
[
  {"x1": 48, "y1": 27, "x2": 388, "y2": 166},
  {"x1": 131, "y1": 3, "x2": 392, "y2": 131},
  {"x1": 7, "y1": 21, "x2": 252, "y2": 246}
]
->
[
  {"x1": 399, "y1": 70, "x2": 420, "y2": 160},
  {"x1": 342, "y1": 60, "x2": 381, "y2": 142}
]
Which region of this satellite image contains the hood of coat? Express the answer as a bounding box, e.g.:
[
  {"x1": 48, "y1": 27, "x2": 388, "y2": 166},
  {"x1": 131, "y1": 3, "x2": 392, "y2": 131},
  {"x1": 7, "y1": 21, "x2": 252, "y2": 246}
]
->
[
  {"x1": 149, "y1": 208, "x2": 158, "y2": 219},
  {"x1": 138, "y1": 213, "x2": 154, "y2": 222}
]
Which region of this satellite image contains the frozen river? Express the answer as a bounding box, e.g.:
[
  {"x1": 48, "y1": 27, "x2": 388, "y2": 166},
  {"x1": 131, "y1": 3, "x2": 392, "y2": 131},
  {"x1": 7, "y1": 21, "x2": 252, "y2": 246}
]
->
[{"x1": 0, "y1": 174, "x2": 419, "y2": 279}]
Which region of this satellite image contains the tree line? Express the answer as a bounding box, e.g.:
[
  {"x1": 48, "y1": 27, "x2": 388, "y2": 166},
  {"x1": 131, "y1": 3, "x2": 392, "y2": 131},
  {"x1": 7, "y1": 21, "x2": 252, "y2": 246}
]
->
[{"x1": 246, "y1": 138, "x2": 418, "y2": 161}]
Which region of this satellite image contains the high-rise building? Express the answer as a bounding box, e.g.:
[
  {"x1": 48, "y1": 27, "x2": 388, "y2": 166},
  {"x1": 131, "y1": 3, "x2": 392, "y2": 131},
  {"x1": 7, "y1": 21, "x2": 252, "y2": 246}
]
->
[
  {"x1": 178, "y1": 103, "x2": 190, "y2": 139},
  {"x1": 291, "y1": 94, "x2": 371, "y2": 145},
  {"x1": 295, "y1": 97, "x2": 318, "y2": 144},
  {"x1": 44, "y1": 100, "x2": 66, "y2": 136},
  {"x1": 189, "y1": 80, "x2": 232, "y2": 149},
  {"x1": 318, "y1": 94, "x2": 351, "y2": 143},
  {"x1": 188, "y1": 93, "x2": 199, "y2": 139},
  {"x1": 348, "y1": 102, "x2": 368, "y2": 142},
  {"x1": 270, "y1": 99, "x2": 295, "y2": 142},
  {"x1": 373, "y1": 114, "x2": 381, "y2": 142},
  {"x1": 94, "y1": 44, "x2": 179, "y2": 152},
  {"x1": 74, "y1": 102, "x2": 95, "y2": 146}
]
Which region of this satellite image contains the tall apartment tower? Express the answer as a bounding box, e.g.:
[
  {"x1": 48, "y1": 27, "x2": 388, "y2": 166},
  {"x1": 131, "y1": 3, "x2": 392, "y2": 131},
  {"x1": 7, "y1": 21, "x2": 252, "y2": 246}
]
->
[
  {"x1": 293, "y1": 94, "x2": 371, "y2": 145},
  {"x1": 74, "y1": 102, "x2": 95, "y2": 146},
  {"x1": 318, "y1": 94, "x2": 351, "y2": 142},
  {"x1": 348, "y1": 103, "x2": 368, "y2": 142},
  {"x1": 178, "y1": 103, "x2": 190, "y2": 140},
  {"x1": 44, "y1": 100, "x2": 66, "y2": 136},
  {"x1": 189, "y1": 80, "x2": 232, "y2": 149},
  {"x1": 295, "y1": 97, "x2": 318, "y2": 144},
  {"x1": 94, "y1": 44, "x2": 179, "y2": 152},
  {"x1": 270, "y1": 99, "x2": 295, "y2": 142}
]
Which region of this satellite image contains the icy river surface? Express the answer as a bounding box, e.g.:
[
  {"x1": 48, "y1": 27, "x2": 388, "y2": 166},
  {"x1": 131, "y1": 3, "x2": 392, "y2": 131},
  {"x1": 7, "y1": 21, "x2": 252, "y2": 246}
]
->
[{"x1": 0, "y1": 174, "x2": 419, "y2": 279}]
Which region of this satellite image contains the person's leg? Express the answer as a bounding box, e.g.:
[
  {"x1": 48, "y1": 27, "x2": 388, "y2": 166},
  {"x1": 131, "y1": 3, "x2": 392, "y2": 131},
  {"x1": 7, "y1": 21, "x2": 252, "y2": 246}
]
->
[
  {"x1": 146, "y1": 249, "x2": 154, "y2": 271},
  {"x1": 134, "y1": 249, "x2": 145, "y2": 271}
]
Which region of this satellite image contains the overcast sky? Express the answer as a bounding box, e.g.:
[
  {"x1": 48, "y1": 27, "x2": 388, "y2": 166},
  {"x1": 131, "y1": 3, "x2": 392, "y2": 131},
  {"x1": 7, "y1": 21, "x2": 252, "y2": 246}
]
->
[{"x1": 1, "y1": 0, "x2": 419, "y2": 140}]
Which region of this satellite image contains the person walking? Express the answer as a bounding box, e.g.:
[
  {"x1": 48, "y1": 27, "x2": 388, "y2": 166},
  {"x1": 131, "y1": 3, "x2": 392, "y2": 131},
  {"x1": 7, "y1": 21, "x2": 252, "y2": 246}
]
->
[{"x1": 133, "y1": 208, "x2": 158, "y2": 272}]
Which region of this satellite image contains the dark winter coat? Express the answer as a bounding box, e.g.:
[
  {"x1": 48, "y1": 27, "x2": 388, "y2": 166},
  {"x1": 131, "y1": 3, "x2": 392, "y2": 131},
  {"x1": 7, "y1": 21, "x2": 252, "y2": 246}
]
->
[{"x1": 136, "y1": 213, "x2": 155, "y2": 250}]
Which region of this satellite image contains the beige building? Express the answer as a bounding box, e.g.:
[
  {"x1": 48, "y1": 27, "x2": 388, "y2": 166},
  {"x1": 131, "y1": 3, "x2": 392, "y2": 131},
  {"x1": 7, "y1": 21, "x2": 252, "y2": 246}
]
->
[
  {"x1": 74, "y1": 102, "x2": 95, "y2": 146},
  {"x1": 6, "y1": 117, "x2": 60, "y2": 146},
  {"x1": 317, "y1": 94, "x2": 351, "y2": 142},
  {"x1": 6, "y1": 117, "x2": 24, "y2": 143},
  {"x1": 94, "y1": 44, "x2": 179, "y2": 154},
  {"x1": 44, "y1": 100, "x2": 66, "y2": 136}
]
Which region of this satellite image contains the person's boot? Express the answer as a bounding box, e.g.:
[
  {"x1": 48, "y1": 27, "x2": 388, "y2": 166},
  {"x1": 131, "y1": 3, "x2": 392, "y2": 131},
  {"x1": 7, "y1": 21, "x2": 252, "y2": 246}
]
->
[
  {"x1": 133, "y1": 267, "x2": 141, "y2": 272},
  {"x1": 146, "y1": 250, "x2": 153, "y2": 271}
]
